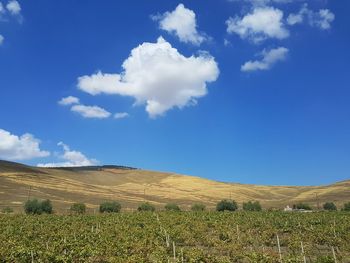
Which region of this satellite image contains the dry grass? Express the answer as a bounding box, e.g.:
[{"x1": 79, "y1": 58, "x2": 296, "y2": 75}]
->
[{"x1": 0, "y1": 160, "x2": 349, "y2": 212}]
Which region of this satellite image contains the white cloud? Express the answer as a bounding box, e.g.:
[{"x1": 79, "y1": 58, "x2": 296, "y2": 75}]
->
[
  {"x1": 286, "y1": 4, "x2": 309, "y2": 26},
  {"x1": 287, "y1": 4, "x2": 335, "y2": 30},
  {"x1": 58, "y1": 96, "x2": 80, "y2": 106},
  {"x1": 58, "y1": 97, "x2": 111, "y2": 119},
  {"x1": 70, "y1": 104, "x2": 111, "y2": 119},
  {"x1": 0, "y1": 3, "x2": 4, "y2": 44},
  {"x1": 241, "y1": 47, "x2": 288, "y2": 71},
  {"x1": 77, "y1": 37, "x2": 219, "y2": 118},
  {"x1": 287, "y1": 13, "x2": 304, "y2": 26},
  {"x1": 114, "y1": 112, "x2": 129, "y2": 119},
  {"x1": 153, "y1": 3, "x2": 207, "y2": 45},
  {"x1": 37, "y1": 142, "x2": 98, "y2": 167},
  {"x1": 224, "y1": 38, "x2": 232, "y2": 47},
  {"x1": 0, "y1": 129, "x2": 50, "y2": 160},
  {"x1": 261, "y1": 0, "x2": 292, "y2": 3},
  {"x1": 312, "y1": 9, "x2": 335, "y2": 30},
  {"x1": 6, "y1": 0, "x2": 21, "y2": 15},
  {"x1": 226, "y1": 6, "x2": 289, "y2": 43},
  {"x1": 0, "y1": 3, "x2": 5, "y2": 14},
  {"x1": 228, "y1": 0, "x2": 292, "y2": 4},
  {"x1": 0, "y1": 1, "x2": 22, "y2": 44}
]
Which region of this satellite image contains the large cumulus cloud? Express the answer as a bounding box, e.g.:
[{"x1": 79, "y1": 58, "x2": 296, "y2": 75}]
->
[{"x1": 77, "y1": 37, "x2": 219, "y2": 118}]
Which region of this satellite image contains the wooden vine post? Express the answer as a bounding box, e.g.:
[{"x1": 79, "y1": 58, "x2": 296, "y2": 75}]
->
[
  {"x1": 276, "y1": 234, "x2": 282, "y2": 262},
  {"x1": 300, "y1": 241, "x2": 306, "y2": 263}
]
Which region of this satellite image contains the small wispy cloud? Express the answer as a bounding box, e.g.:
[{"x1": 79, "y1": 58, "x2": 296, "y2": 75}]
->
[
  {"x1": 58, "y1": 96, "x2": 80, "y2": 106},
  {"x1": 287, "y1": 4, "x2": 335, "y2": 30},
  {"x1": 114, "y1": 112, "x2": 129, "y2": 119},
  {"x1": 71, "y1": 104, "x2": 111, "y2": 119},
  {"x1": 152, "y1": 3, "x2": 207, "y2": 45},
  {"x1": 58, "y1": 96, "x2": 112, "y2": 119},
  {"x1": 37, "y1": 142, "x2": 98, "y2": 167},
  {"x1": 6, "y1": 0, "x2": 21, "y2": 15},
  {"x1": 241, "y1": 47, "x2": 288, "y2": 72},
  {"x1": 226, "y1": 6, "x2": 289, "y2": 44}
]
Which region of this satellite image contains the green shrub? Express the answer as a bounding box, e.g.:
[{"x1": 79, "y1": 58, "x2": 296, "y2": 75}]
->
[
  {"x1": 138, "y1": 202, "x2": 156, "y2": 212},
  {"x1": 41, "y1": 199, "x2": 53, "y2": 214},
  {"x1": 1, "y1": 207, "x2": 13, "y2": 214},
  {"x1": 293, "y1": 203, "x2": 312, "y2": 210},
  {"x1": 342, "y1": 202, "x2": 350, "y2": 211},
  {"x1": 191, "y1": 203, "x2": 206, "y2": 211},
  {"x1": 99, "y1": 201, "x2": 121, "y2": 213},
  {"x1": 24, "y1": 199, "x2": 53, "y2": 215},
  {"x1": 243, "y1": 201, "x2": 262, "y2": 211},
  {"x1": 25, "y1": 199, "x2": 41, "y2": 214},
  {"x1": 164, "y1": 203, "x2": 181, "y2": 211},
  {"x1": 216, "y1": 200, "x2": 238, "y2": 212},
  {"x1": 70, "y1": 203, "x2": 86, "y2": 214},
  {"x1": 323, "y1": 202, "x2": 337, "y2": 211}
]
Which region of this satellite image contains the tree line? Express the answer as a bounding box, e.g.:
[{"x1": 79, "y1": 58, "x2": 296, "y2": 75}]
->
[{"x1": 1, "y1": 199, "x2": 350, "y2": 214}]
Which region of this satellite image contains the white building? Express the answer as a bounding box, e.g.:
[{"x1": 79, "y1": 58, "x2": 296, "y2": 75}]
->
[{"x1": 284, "y1": 205, "x2": 293, "y2": 211}]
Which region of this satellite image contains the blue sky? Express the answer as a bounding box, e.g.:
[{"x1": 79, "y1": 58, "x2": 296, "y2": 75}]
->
[{"x1": 0, "y1": 0, "x2": 349, "y2": 185}]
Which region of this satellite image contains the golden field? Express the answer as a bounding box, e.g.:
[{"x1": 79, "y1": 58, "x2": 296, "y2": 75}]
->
[{"x1": 0, "y1": 160, "x2": 349, "y2": 212}]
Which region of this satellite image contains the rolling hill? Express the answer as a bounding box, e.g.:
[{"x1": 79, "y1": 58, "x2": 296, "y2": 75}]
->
[{"x1": 0, "y1": 160, "x2": 349, "y2": 212}]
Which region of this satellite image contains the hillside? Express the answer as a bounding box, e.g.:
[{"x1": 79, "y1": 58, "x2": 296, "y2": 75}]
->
[{"x1": 0, "y1": 160, "x2": 349, "y2": 212}]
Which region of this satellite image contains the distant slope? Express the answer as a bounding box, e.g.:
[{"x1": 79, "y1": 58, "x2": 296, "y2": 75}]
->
[
  {"x1": 0, "y1": 160, "x2": 46, "y2": 174},
  {"x1": 50, "y1": 164, "x2": 137, "y2": 172},
  {"x1": 0, "y1": 160, "x2": 349, "y2": 212}
]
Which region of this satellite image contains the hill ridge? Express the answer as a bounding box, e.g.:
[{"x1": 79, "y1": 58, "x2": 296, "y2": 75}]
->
[{"x1": 0, "y1": 160, "x2": 349, "y2": 212}]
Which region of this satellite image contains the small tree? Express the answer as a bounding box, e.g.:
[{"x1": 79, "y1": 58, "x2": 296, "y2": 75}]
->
[
  {"x1": 342, "y1": 202, "x2": 350, "y2": 211},
  {"x1": 216, "y1": 200, "x2": 238, "y2": 212},
  {"x1": 41, "y1": 199, "x2": 53, "y2": 214},
  {"x1": 191, "y1": 203, "x2": 206, "y2": 211},
  {"x1": 25, "y1": 199, "x2": 42, "y2": 214},
  {"x1": 243, "y1": 201, "x2": 262, "y2": 211},
  {"x1": 323, "y1": 202, "x2": 337, "y2": 211},
  {"x1": 165, "y1": 203, "x2": 181, "y2": 211},
  {"x1": 1, "y1": 207, "x2": 13, "y2": 214},
  {"x1": 70, "y1": 203, "x2": 86, "y2": 214},
  {"x1": 293, "y1": 203, "x2": 312, "y2": 210},
  {"x1": 24, "y1": 199, "x2": 54, "y2": 215},
  {"x1": 24, "y1": 199, "x2": 53, "y2": 215},
  {"x1": 99, "y1": 201, "x2": 121, "y2": 213},
  {"x1": 138, "y1": 202, "x2": 156, "y2": 212}
]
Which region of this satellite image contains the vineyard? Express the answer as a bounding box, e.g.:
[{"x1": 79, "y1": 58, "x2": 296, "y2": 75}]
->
[{"x1": 0, "y1": 212, "x2": 349, "y2": 262}]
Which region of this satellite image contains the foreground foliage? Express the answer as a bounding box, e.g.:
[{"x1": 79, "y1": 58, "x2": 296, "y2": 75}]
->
[{"x1": 0, "y1": 212, "x2": 349, "y2": 262}]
